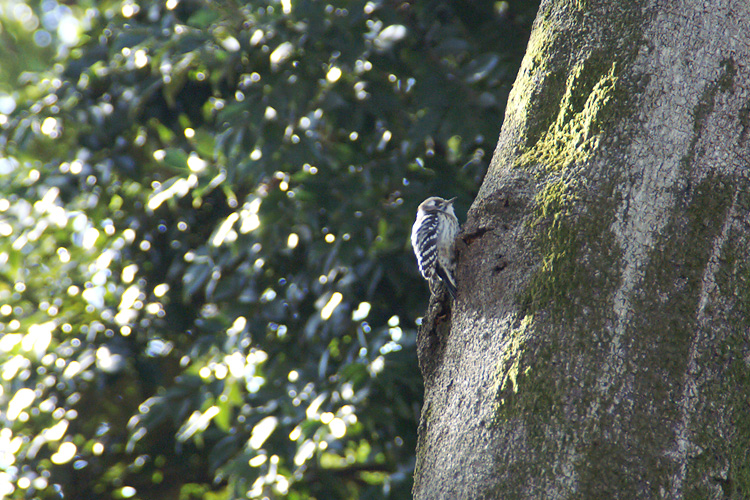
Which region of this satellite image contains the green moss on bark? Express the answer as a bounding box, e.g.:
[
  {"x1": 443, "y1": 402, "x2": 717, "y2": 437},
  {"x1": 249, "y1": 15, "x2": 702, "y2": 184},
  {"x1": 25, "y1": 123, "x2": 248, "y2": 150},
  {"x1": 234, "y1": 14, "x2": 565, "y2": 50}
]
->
[
  {"x1": 490, "y1": 0, "x2": 635, "y2": 457},
  {"x1": 682, "y1": 184, "x2": 750, "y2": 499},
  {"x1": 613, "y1": 175, "x2": 736, "y2": 498}
]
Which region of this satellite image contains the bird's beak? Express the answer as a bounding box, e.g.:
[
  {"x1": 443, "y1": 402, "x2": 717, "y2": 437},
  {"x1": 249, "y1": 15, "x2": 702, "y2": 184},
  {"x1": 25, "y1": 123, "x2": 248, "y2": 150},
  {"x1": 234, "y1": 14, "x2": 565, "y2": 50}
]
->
[{"x1": 446, "y1": 197, "x2": 456, "y2": 205}]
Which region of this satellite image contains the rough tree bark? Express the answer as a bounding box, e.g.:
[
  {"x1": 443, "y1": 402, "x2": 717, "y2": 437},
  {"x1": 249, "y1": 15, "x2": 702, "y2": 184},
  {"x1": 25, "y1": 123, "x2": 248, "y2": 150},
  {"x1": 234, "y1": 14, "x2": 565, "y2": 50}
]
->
[{"x1": 414, "y1": 0, "x2": 750, "y2": 498}]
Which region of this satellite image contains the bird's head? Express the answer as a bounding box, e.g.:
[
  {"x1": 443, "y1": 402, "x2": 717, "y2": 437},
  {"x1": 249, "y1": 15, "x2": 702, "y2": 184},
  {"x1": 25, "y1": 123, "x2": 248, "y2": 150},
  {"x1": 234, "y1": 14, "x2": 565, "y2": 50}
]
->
[{"x1": 419, "y1": 196, "x2": 456, "y2": 216}]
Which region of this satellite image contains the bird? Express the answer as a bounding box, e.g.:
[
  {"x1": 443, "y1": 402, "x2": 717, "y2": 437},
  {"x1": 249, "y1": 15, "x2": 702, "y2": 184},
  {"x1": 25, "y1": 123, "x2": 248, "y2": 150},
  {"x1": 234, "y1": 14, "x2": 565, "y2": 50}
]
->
[{"x1": 411, "y1": 196, "x2": 459, "y2": 299}]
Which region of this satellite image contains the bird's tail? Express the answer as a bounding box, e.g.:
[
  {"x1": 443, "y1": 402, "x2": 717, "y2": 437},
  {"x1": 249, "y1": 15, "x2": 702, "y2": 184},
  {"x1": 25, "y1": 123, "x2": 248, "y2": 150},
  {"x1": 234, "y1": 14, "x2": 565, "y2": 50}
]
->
[{"x1": 435, "y1": 266, "x2": 457, "y2": 300}]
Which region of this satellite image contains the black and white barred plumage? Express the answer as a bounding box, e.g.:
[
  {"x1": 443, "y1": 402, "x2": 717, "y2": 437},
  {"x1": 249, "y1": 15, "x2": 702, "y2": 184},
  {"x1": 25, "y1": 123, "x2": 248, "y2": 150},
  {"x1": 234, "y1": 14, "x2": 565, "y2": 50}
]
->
[{"x1": 411, "y1": 196, "x2": 459, "y2": 299}]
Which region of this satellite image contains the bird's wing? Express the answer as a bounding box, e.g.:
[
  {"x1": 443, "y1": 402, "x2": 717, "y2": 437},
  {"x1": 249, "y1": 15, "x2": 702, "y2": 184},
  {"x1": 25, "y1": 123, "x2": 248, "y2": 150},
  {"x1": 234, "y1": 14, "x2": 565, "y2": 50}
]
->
[{"x1": 411, "y1": 212, "x2": 439, "y2": 279}]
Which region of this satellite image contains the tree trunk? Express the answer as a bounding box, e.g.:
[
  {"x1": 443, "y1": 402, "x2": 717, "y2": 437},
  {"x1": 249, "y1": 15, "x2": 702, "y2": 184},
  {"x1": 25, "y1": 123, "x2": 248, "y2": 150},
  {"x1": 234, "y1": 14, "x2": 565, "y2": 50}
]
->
[{"x1": 413, "y1": 0, "x2": 750, "y2": 498}]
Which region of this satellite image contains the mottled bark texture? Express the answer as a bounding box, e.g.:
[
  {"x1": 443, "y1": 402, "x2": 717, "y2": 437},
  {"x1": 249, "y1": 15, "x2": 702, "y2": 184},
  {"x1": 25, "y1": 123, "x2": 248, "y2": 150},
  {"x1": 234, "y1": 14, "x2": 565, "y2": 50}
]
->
[{"x1": 414, "y1": 0, "x2": 750, "y2": 498}]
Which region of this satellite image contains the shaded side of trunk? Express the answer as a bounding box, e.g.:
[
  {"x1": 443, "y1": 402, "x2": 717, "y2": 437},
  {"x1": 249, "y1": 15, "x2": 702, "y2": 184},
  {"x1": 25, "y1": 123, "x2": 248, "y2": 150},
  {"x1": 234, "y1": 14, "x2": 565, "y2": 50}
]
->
[{"x1": 414, "y1": 0, "x2": 750, "y2": 498}]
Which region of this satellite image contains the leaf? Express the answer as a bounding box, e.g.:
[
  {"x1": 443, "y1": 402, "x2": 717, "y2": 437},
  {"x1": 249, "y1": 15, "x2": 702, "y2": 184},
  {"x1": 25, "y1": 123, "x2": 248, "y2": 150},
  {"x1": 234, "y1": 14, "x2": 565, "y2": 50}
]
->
[
  {"x1": 162, "y1": 149, "x2": 190, "y2": 171},
  {"x1": 208, "y1": 434, "x2": 242, "y2": 472},
  {"x1": 463, "y1": 53, "x2": 501, "y2": 84}
]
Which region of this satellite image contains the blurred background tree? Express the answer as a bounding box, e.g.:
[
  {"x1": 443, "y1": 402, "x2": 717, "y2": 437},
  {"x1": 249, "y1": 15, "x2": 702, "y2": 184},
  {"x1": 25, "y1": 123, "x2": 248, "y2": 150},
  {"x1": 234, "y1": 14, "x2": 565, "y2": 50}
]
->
[{"x1": 0, "y1": 0, "x2": 538, "y2": 498}]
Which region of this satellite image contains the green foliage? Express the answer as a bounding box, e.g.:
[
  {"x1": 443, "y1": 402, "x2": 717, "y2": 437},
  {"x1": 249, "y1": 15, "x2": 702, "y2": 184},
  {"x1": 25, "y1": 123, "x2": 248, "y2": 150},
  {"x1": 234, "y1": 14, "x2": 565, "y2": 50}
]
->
[{"x1": 0, "y1": 0, "x2": 537, "y2": 498}]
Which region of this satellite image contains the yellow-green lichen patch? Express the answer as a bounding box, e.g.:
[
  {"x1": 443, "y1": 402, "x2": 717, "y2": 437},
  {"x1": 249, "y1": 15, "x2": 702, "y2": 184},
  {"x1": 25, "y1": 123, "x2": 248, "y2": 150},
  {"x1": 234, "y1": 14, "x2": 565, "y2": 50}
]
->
[
  {"x1": 501, "y1": 55, "x2": 627, "y2": 434},
  {"x1": 516, "y1": 59, "x2": 620, "y2": 177},
  {"x1": 493, "y1": 315, "x2": 535, "y2": 416},
  {"x1": 513, "y1": 54, "x2": 628, "y2": 322},
  {"x1": 521, "y1": 176, "x2": 620, "y2": 325}
]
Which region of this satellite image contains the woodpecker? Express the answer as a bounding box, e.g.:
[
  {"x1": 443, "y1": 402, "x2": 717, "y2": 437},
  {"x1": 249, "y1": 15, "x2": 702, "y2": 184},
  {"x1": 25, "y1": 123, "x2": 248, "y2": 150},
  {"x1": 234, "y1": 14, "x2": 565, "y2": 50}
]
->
[{"x1": 411, "y1": 196, "x2": 459, "y2": 299}]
